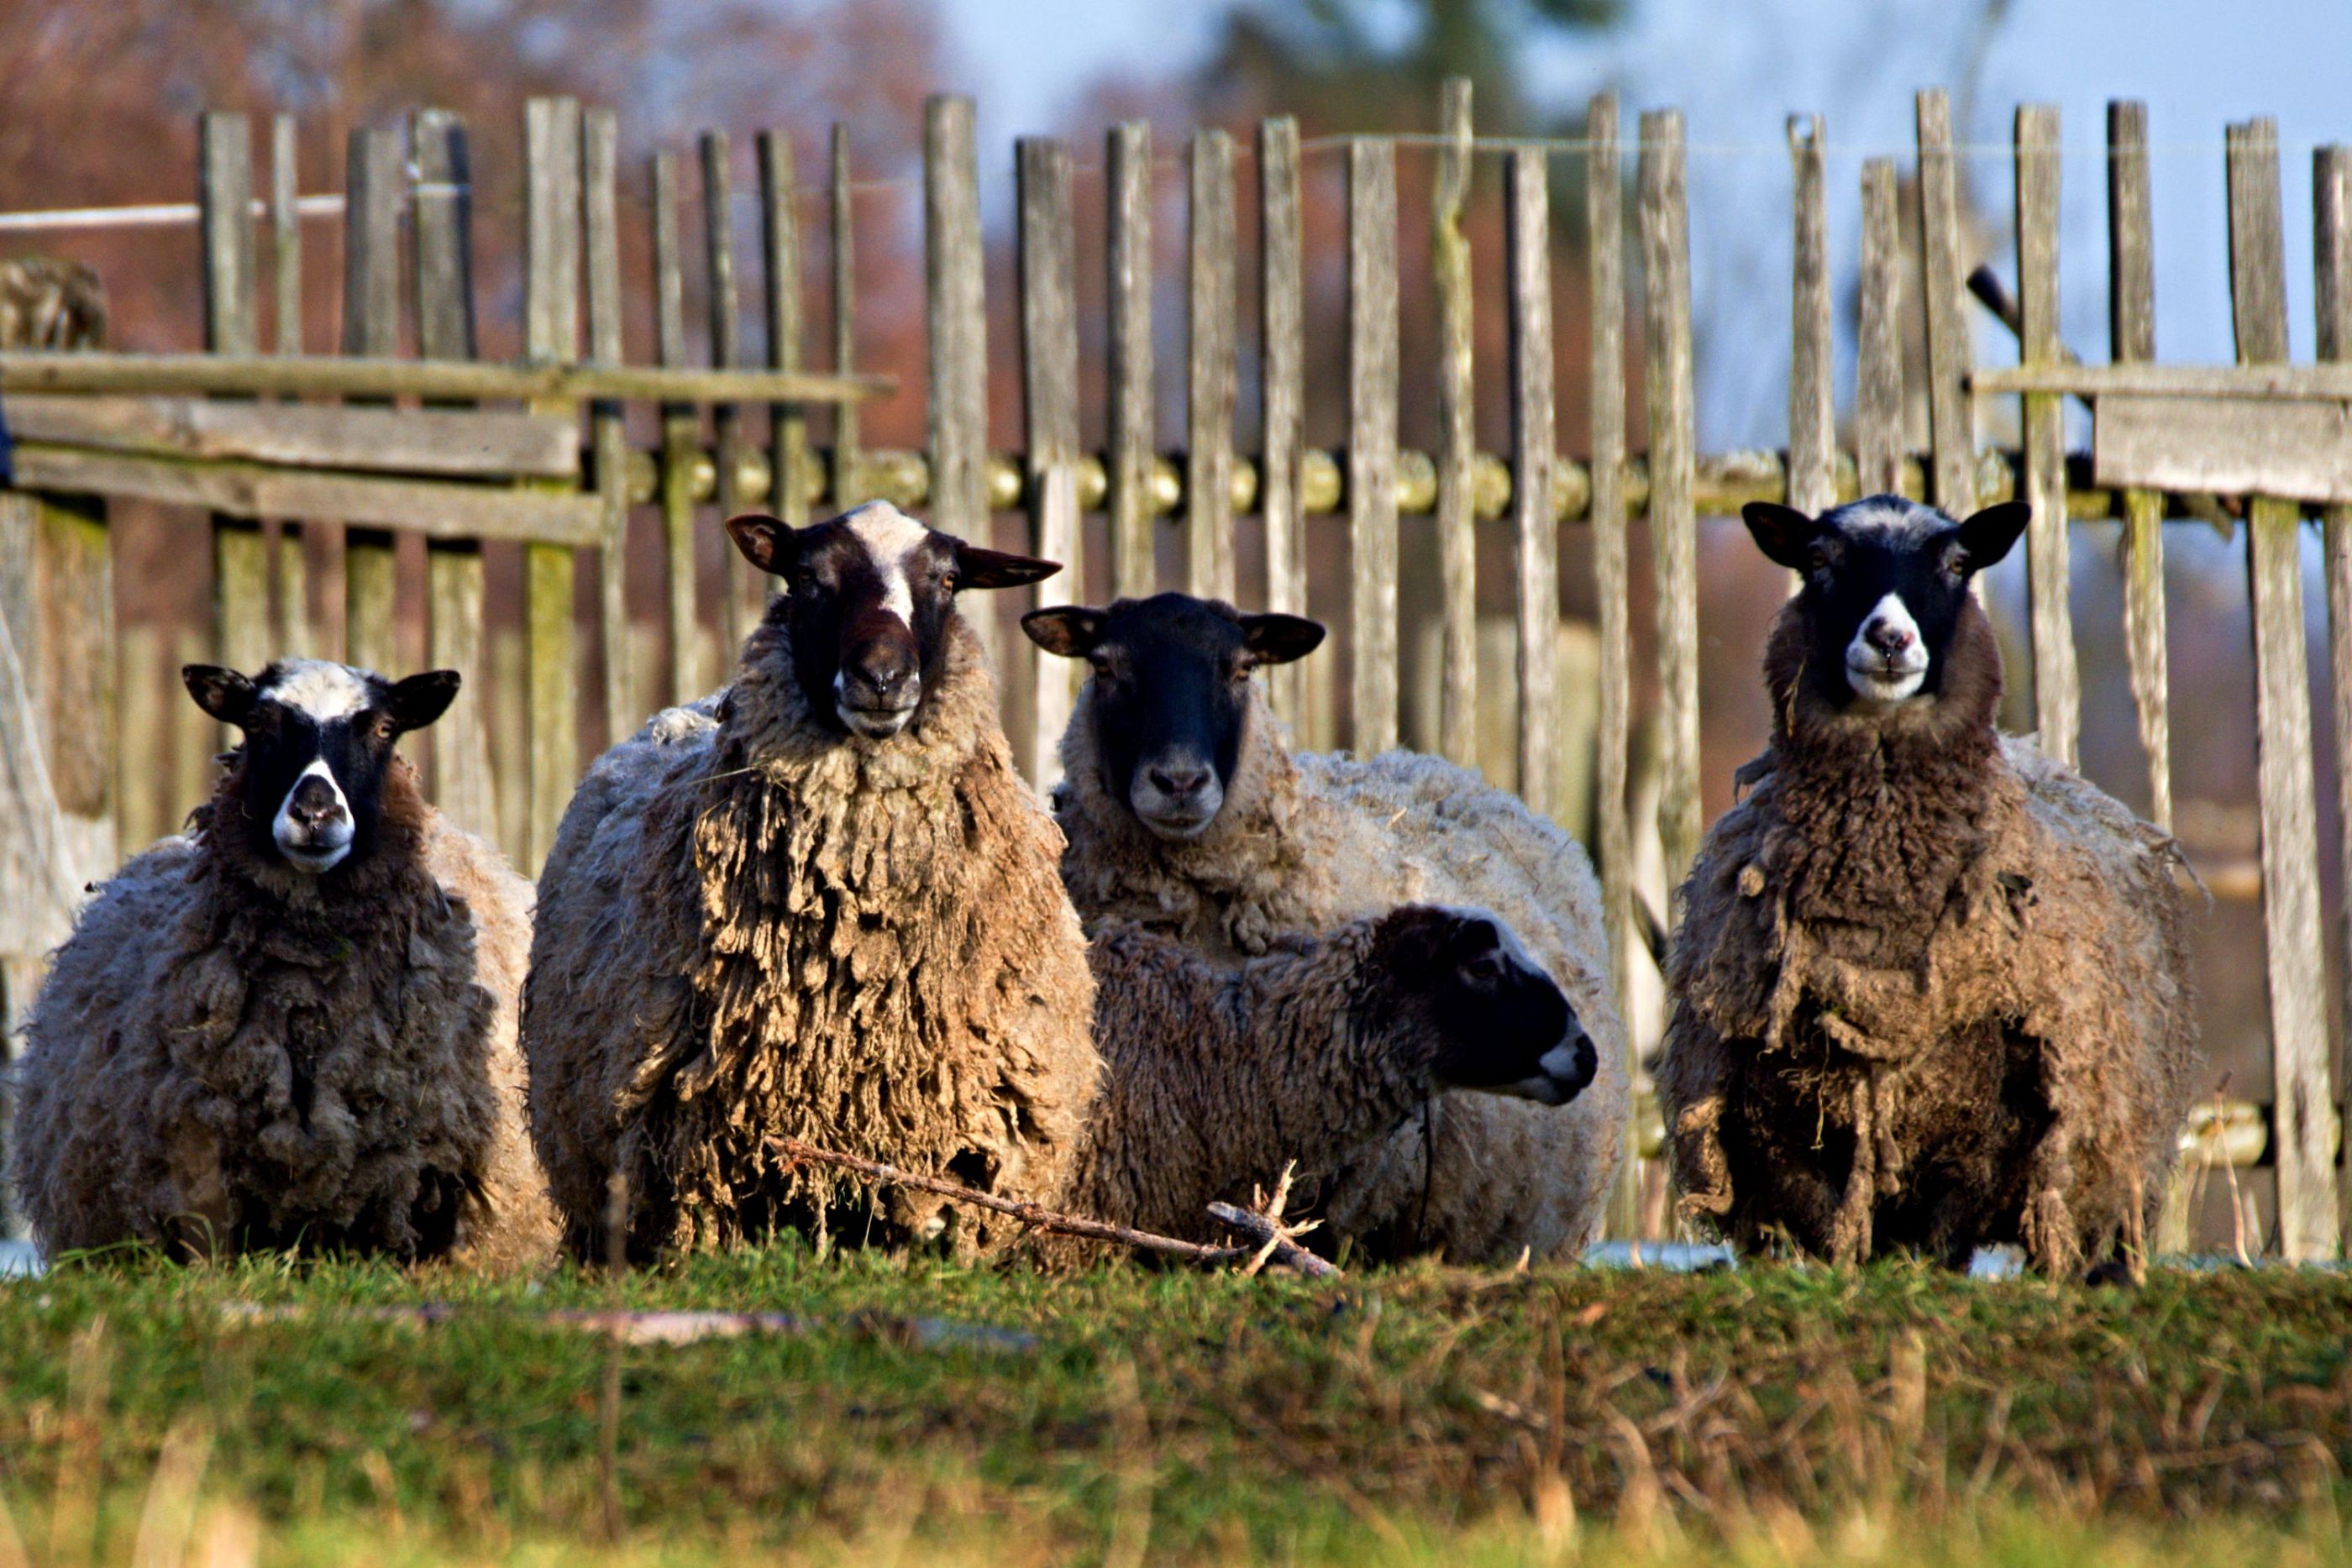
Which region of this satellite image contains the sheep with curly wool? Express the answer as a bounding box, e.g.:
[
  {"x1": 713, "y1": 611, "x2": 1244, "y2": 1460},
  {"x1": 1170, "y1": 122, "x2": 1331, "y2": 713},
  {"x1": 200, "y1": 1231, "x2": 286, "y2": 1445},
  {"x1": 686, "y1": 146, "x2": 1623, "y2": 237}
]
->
[
  {"x1": 1024, "y1": 593, "x2": 1629, "y2": 1264},
  {"x1": 1655, "y1": 496, "x2": 2199, "y2": 1276},
  {"x1": 8, "y1": 661, "x2": 553, "y2": 1269}
]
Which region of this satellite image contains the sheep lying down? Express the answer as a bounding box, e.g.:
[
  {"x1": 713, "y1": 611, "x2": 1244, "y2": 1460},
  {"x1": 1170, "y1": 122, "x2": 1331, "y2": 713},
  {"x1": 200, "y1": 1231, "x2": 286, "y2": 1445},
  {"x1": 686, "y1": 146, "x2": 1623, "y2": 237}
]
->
[{"x1": 10, "y1": 660, "x2": 554, "y2": 1270}]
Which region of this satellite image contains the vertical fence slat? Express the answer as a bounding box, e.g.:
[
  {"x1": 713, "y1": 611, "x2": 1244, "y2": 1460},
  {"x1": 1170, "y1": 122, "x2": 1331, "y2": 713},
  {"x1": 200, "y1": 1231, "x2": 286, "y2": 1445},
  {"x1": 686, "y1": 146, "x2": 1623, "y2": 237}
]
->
[
  {"x1": 268, "y1": 113, "x2": 310, "y2": 655},
  {"x1": 1506, "y1": 147, "x2": 1557, "y2": 821},
  {"x1": 2319, "y1": 143, "x2": 2352, "y2": 1254},
  {"x1": 1260, "y1": 117, "x2": 1305, "y2": 722},
  {"x1": 1916, "y1": 89, "x2": 1977, "y2": 517},
  {"x1": 761, "y1": 130, "x2": 810, "y2": 537},
  {"x1": 1639, "y1": 110, "x2": 1699, "y2": 914},
  {"x1": 1348, "y1": 139, "x2": 1400, "y2": 757},
  {"x1": 585, "y1": 108, "x2": 632, "y2": 742},
  {"x1": 2015, "y1": 103, "x2": 2077, "y2": 763},
  {"x1": 1588, "y1": 92, "x2": 1634, "y2": 1023},
  {"x1": 1187, "y1": 128, "x2": 1238, "y2": 603},
  {"x1": 523, "y1": 96, "x2": 583, "y2": 873},
  {"x1": 1020, "y1": 137, "x2": 1081, "y2": 784},
  {"x1": 1108, "y1": 120, "x2": 1157, "y2": 601},
  {"x1": 412, "y1": 107, "x2": 496, "y2": 842},
  {"x1": 702, "y1": 130, "x2": 761, "y2": 648},
  {"x1": 652, "y1": 151, "x2": 703, "y2": 702},
  {"x1": 340, "y1": 126, "x2": 402, "y2": 677},
  {"x1": 925, "y1": 95, "x2": 993, "y2": 673},
  {"x1": 199, "y1": 112, "x2": 269, "y2": 718},
  {"x1": 1433, "y1": 77, "x2": 1479, "y2": 766},
  {"x1": 1787, "y1": 114, "x2": 1834, "y2": 517},
  {"x1": 1856, "y1": 157, "x2": 1904, "y2": 499},
  {"x1": 2228, "y1": 117, "x2": 2339, "y2": 1261},
  {"x1": 2108, "y1": 102, "x2": 2172, "y2": 836},
  {"x1": 831, "y1": 124, "x2": 861, "y2": 508}
]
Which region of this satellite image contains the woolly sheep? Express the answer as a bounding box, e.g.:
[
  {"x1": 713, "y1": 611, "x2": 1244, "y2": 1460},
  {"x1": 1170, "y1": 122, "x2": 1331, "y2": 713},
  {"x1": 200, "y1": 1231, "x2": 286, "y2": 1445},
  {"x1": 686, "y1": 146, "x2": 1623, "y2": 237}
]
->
[
  {"x1": 9, "y1": 660, "x2": 554, "y2": 1269},
  {"x1": 1023, "y1": 592, "x2": 1630, "y2": 1263},
  {"x1": 1655, "y1": 496, "x2": 2199, "y2": 1276}
]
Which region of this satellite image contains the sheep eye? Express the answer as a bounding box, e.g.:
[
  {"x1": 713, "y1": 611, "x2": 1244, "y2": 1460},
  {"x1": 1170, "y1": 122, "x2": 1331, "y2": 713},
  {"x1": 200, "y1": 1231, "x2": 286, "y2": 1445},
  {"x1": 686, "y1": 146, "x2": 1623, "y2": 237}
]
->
[
  {"x1": 941, "y1": 573, "x2": 958, "y2": 593},
  {"x1": 1463, "y1": 952, "x2": 1505, "y2": 982},
  {"x1": 1229, "y1": 658, "x2": 1254, "y2": 684},
  {"x1": 1087, "y1": 651, "x2": 1116, "y2": 679}
]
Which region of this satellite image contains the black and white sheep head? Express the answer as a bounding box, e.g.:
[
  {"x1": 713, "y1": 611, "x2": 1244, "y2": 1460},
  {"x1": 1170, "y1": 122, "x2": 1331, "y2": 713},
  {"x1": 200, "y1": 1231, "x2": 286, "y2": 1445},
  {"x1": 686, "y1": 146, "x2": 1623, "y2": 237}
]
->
[
  {"x1": 1368, "y1": 905, "x2": 1596, "y2": 1108},
  {"x1": 1021, "y1": 592, "x2": 1326, "y2": 839},
  {"x1": 182, "y1": 659, "x2": 459, "y2": 875},
  {"x1": 726, "y1": 501, "x2": 1060, "y2": 741},
  {"x1": 1740, "y1": 494, "x2": 2030, "y2": 714}
]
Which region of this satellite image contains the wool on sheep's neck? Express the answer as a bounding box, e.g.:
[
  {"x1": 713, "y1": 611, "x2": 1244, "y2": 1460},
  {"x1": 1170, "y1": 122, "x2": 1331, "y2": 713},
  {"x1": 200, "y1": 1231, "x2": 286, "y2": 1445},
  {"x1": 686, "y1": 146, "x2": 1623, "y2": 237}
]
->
[
  {"x1": 1751, "y1": 597, "x2": 2006, "y2": 967},
  {"x1": 189, "y1": 748, "x2": 444, "y2": 938}
]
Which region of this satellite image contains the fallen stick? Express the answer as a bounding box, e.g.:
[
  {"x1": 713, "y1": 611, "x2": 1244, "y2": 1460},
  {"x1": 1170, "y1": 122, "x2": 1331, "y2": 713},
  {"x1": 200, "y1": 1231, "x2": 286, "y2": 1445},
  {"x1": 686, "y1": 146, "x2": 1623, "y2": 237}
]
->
[{"x1": 767, "y1": 1135, "x2": 1341, "y2": 1280}]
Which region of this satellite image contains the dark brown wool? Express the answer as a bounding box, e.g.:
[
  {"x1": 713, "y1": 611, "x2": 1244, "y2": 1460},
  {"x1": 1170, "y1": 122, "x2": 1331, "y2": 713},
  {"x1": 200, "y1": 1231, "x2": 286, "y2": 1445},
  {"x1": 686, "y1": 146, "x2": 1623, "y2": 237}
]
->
[
  {"x1": 11, "y1": 755, "x2": 553, "y2": 1269},
  {"x1": 1657, "y1": 596, "x2": 2198, "y2": 1273}
]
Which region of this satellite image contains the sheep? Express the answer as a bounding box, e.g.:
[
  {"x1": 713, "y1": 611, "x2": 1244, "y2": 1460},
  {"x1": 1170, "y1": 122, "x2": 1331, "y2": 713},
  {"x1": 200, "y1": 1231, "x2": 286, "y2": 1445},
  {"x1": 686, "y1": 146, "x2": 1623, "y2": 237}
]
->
[
  {"x1": 8, "y1": 660, "x2": 554, "y2": 1270},
  {"x1": 1654, "y1": 496, "x2": 2199, "y2": 1277},
  {"x1": 1022, "y1": 592, "x2": 1630, "y2": 1264},
  {"x1": 522, "y1": 502, "x2": 1099, "y2": 1261},
  {"x1": 1068, "y1": 904, "x2": 1597, "y2": 1251}
]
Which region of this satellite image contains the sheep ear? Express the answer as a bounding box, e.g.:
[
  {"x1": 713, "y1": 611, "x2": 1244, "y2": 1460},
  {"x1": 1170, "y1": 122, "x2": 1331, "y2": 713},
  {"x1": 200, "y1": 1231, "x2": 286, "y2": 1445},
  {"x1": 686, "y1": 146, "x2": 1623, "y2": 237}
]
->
[
  {"x1": 955, "y1": 543, "x2": 1062, "y2": 591},
  {"x1": 182, "y1": 664, "x2": 257, "y2": 727},
  {"x1": 724, "y1": 513, "x2": 798, "y2": 578},
  {"x1": 1740, "y1": 502, "x2": 1822, "y2": 571},
  {"x1": 1239, "y1": 613, "x2": 1326, "y2": 666},
  {"x1": 1953, "y1": 501, "x2": 2032, "y2": 573},
  {"x1": 1021, "y1": 606, "x2": 1106, "y2": 658},
  {"x1": 386, "y1": 669, "x2": 461, "y2": 734}
]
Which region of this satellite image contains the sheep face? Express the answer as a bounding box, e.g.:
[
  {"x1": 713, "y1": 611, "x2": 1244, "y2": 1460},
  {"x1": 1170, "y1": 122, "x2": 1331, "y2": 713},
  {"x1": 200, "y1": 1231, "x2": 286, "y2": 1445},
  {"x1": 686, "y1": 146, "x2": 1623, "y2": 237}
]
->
[
  {"x1": 1368, "y1": 905, "x2": 1597, "y2": 1108},
  {"x1": 1021, "y1": 592, "x2": 1324, "y2": 838},
  {"x1": 182, "y1": 659, "x2": 459, "y2": 874},
  {"x1": 727, "y1": 502, "x2": 1060, "y2": 740},
  {"x1": 1740, "y1": 495, "x2": 2029, "y2": 714}
]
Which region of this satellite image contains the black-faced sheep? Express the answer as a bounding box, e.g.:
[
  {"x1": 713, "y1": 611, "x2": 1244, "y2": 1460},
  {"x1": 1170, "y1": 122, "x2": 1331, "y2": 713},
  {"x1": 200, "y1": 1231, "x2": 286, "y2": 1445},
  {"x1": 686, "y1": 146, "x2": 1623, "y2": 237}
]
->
[
  {"x1": 523, "y1": 502, "x2": 1098, "y2": 1261},
  {"x1": 1022, "y1": 592, "x2": 1629, "y2": 1263},
  {"x1": 1655, "y1": 496, "x2": 2199, "y2": 1276},
  {"x1": 8, "y1": 660, "x2": 554, "y2": 1269}
]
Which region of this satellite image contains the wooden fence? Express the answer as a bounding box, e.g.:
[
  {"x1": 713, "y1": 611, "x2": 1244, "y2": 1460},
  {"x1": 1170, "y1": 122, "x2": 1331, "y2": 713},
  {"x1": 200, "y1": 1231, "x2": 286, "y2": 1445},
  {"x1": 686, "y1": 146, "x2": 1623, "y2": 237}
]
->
[{"x1": 0, "y1": 86, "x2": 2347, "y2": 1256}]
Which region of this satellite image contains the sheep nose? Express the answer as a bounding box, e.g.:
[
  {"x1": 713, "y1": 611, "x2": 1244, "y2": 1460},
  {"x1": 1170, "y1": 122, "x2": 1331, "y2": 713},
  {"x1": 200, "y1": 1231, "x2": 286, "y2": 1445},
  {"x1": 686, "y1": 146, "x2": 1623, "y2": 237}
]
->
[
  {"x1": 1865, "y1": 617, "x2": 1915, "y2": 656},
  {"x1": 1147, "y1": 763, "x2": 1211, "y2": 800},
  {"x1": 286, "y1": 775, "x2": 345, "y2": 829},
  {"x1": 845, "y1": 648, "x2": 917, "y2": 703}
]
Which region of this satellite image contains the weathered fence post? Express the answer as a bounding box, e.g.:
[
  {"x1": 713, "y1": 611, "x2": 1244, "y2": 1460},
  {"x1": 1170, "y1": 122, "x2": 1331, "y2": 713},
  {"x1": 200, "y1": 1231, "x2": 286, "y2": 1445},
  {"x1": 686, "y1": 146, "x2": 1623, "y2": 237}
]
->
[
  {"x1": 1638, "y1": 109, "x2": 1699, "y2": 915},
  {"x1": 2228, "y1": 117, "x2": 2339, "y2": 1261},
  {"x1": 1260, "y1": 117, "x2": 1306, "y2": 726},
  {"x1": 2317, "y1": 142, "x2": 2352, "y2": 1254},
  {"x1": 269, "y1": 113, "x2": 312, "y2": 656},
  {"x1": 1587, "y1": 90, "x2": 1635, "y2": 1027},
  {"x1": 199, "y1": 111, "x2": 270, "y2": 731},
  {"x1": 1108, "y1": 120, "x2": 1156, "y2": 602},
  {"x1": 1507, "y1": 145, "x2": 1557, "y2": 825},
  {"x1": 2014, "y1": 103, "x2": 2077, "y2": 763},
  {"x1": 926, "y1": 95, "x2": 992, "y2": 672},
  {"x1": 523, "y1": 95, "x2": 583, "y2": 874},
  {"x1": 1915, "y1": 89, "x2": 1977, "y2": 518},
  {"x1": 1187, "y1": 128, "x2": 1237, "y2": 605},
  {"x1": 1348, "y1": 139, "x2": 1400, "y2": 756},
  {"x1": 831, "y1": 125, "x2": 863, "y2": 509},
  {"x1": 584, "y1": 108, "x2": 633, "y2": 744},
  {"x1": 1855, "y1": 157, "x2": 1904, "y2": 499},
  {"x1": 2108, "y1": 102, "x2": 2171, "y2": 836},
  {"x1": 1019, "y1": 137, "x2": 1081, "y2": 787},
  {"x1": 651, "y1": 150, "x2": 706, "y2": 704},
  {"x1": 760, "y1": 128, "x2": 811, "y2": 544},
  {"x1": 1433, "y1": 77, "x2": 1478, "y2": 768},
  {"x1": 1786, "y1": 114, "x2": 1834, "y2": 518},
  {"x1": 703, "y1": 130, "x2": 760, "y2": 650},
  {"x1": 342, "y1": 126, "x2": 403, "y2": 677}
]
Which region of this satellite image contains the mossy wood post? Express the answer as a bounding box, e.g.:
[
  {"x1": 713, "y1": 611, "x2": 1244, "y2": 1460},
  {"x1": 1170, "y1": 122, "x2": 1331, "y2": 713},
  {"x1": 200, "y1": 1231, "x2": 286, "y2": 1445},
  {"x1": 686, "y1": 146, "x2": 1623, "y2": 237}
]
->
[
  {"x1": 1187, "y1": 128, "x2": 1237, "y2": 606},
  {"x1": 0, "y1": 490, "x2": 114, "y2": 1235},
  {"x1": 1915, "y1": 89, "x2": 1977, "y2": 519},
  {"x1": 1506, "y1": 147, "x2": 1557, "y2": 826},
  {"x1": 1787, "y1": 114, "x2": 1834, "y2": 520},
  {"x1": 831, "y1": 125, "x2": 862, "y2": 509},
  {"x1": 341, "y1": 127, "x2": 403, "y2": 676},
  {"x1": 702, "y1": 130, "x2": 759, "y2": 652},
  {"x1": 2108, "y1": 102, "x2": 2171, "y2": 835},
  {"x1": 584, "y1": 108, "x2": 633, "y2": 741},
  {"x1": 2015, "y1": 104, "x2": 2077, "y2": 764},
  {"x1": 925, "y1": 95, "x2": 994, "y2": 675},
  {"x1": 523, "y1": 96, "x2": 583, "y2": 874},
  {"x1": 1260, "y1": 117, "x2": 1307, "y2": 726},
  {"x1": 759, "y1": 129, "x2": 810, "y2": 542},
  {"x1": 1347, "y1": 139, "x2": 1399, "y2": 757},
  {"x1": 2227, "y1": 117, "x2": 2339, "y2": 1261},
  {"x1": 1433, "y1": 78, "x2": 1478, "y2": 769},
  {"x1": 1018, "y1": 137, "x2": 1081, "y2": 787},
  {"x1": 1638, "y1": 110, "x2": 1699, "y2": 915},
  {"x1": 2317, "y1": 143, "x2": 2352, "y2": 1251},
  {"x1": 1587, "y1": 92, "x2": 1635, "y2": 1041},
  {"x1": 268, "y1": 113, "x2": 312, "y2": 654},
  {"x1": 1856, "y1": 157, "x2": 1905, "y2": 499},
  {"x1": 412, "y1": 108, "x2": 499, "y2": 845},
  {"x1": 1107, "y1": 120, "x2": 1156, "y2": 601},
  {"x1": 651, "y1": 150, "x2": 705, "y2": 704},
  {"x1": 198, "y1": 111, "x2": 268, "y2": 747}
]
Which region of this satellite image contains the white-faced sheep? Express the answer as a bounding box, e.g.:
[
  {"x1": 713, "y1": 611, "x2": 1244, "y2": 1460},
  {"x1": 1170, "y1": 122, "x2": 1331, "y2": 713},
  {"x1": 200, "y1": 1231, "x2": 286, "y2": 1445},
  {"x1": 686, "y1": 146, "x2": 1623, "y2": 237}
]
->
[
  {"x1": 8, "y1": 661, "x2": 554, "y2": 1269},
  {"x1": 1655, "y1": 496, "x2": 2199, "y2": 1277},
  {"x1": 1023, "y1": 593, "x2": 1629, "y2": 1264}
]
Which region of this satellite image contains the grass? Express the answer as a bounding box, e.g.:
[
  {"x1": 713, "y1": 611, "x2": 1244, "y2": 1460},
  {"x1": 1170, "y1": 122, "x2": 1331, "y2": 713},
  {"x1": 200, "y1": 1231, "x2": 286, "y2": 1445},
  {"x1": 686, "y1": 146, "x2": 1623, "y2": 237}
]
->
[{"x1": 0, "y1": 1246, "x2": 2346, "y2": 1565}]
